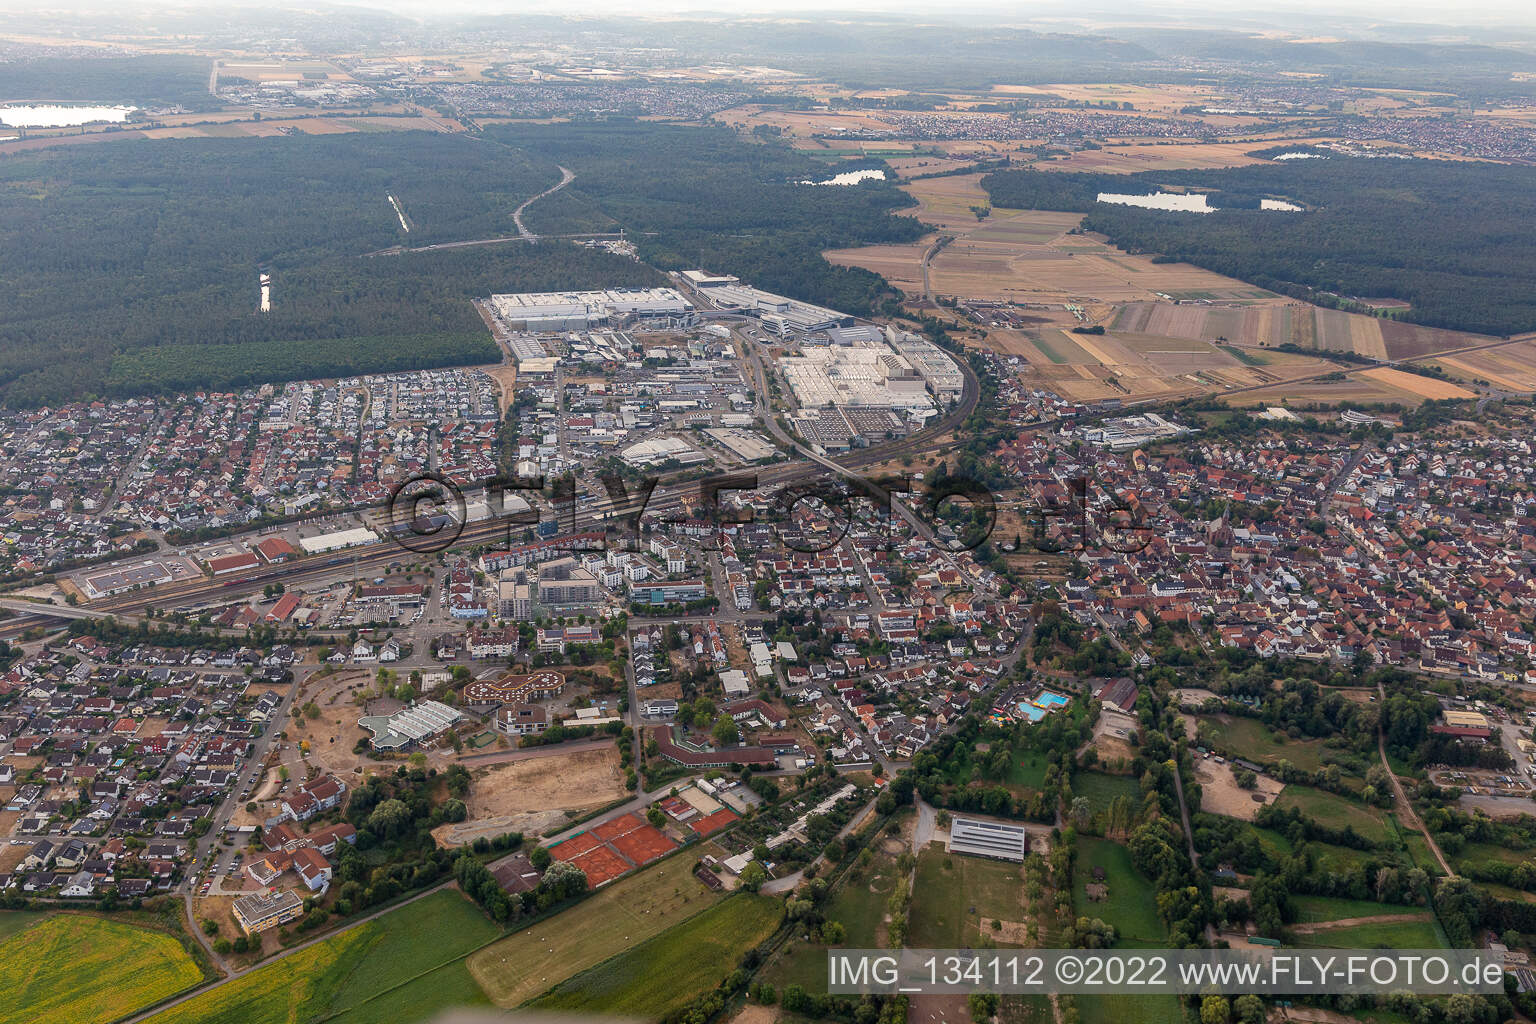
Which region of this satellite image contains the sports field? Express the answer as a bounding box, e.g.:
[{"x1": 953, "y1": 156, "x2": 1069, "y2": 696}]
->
[
  {"x1": 2, "y1": 913, "x2": 206, "y2": 1024},
  {"x1": 530, "y1": 895, "x2": 782, "y2": 1017},
  {"x1": 468, "y1": 852, "x2": 719, "y2": 1007},
  {"x1": 147, "y1": 890, "x2": 499, "y2": 1024}
]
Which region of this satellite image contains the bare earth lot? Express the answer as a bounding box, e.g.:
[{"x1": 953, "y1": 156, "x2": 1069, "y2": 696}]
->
[
  {"x1": 1194, "y1": 758, "x2": 1285, "y2": 821},
  {"x1": 434, "y1": 746, "x2": 626, "y2": 846}
]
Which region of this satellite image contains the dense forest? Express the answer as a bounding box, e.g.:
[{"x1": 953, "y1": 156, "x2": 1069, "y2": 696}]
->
[
  {"x1": 487, "y1": 122, "x2": 926, "y2": 318},
  {"x1": 980, "y1": 158, "x2": 1536, "y2": 337},
  {"x1": 104, "y1": 332, "x2": 498, "y2": 395},
  {"x1": 0, "y1": 54, "x2": 218, "y2": 110},
  {"x1": 0, "y1": 132, "x2": 659, "y2": 403}
]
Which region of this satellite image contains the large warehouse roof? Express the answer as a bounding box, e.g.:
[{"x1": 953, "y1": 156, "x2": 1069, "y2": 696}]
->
[{"x1": 948, "y1": 817, "x2": 1029, "y2": 862}]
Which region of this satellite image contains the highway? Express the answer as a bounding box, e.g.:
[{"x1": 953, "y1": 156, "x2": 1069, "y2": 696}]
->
[{"x1": 512, "y1": 164, "x2": 575, "y2": 240}]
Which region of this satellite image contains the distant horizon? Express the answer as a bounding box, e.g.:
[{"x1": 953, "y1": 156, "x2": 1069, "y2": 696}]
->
[{"x1": 4, "y1": 0, "x2": 1536, "y2": 35}]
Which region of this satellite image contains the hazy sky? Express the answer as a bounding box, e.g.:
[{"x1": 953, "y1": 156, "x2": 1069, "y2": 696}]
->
[
  {"x1": 6, "y1": 0, "x2": 1536, "y2": 32},
  {"x1": 323, "y1": 0, "x2": 1536, "y2": 27}
]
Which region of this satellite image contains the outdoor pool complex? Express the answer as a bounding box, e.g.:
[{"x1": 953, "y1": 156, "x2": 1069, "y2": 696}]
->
[{"x1": 1014, "y1": 690, "x2": 1070, "y2": 722}]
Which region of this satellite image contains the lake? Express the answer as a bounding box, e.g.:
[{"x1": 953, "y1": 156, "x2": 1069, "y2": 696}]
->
[
  {"x1": 801, "y1": 169, "x2": 887, "y2": 186},
  {"x1": 0, "y1": 104, "x2": 136, "y2": 127}
]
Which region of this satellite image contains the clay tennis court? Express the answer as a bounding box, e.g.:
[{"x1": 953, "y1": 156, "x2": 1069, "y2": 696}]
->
[
  {"x1": 611, "y1": 824, "x2": 678, "y2": 866},
  {"x1": 592, "y1": 812, "x2": 645, "y2": 842},
  {"x1": 690, "y1": 808, "x2": 739, "y2": 836},
  {"x1": 550, "y1": 812, "x2": 679, "y2": 883},
  {"x1": 551, "y1": 830, "x2": 604, "y2": 860},
  {"x1": 570, "y1": 845, "x2": 632, "y2": 887}
]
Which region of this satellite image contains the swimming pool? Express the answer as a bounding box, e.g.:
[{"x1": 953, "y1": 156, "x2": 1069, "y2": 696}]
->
[
  {"x1": 1036, "y1": 691, "x2": 1070, "y2": 709},
  {"x1": 1018, "y1": 704, "x2": 1047, "y2": 723}
]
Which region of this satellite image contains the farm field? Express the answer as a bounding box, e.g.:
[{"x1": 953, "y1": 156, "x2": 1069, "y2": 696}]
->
[
  {"x1": 1228, "y1": 373, "x2": 1427, "y2": 409},
  {"x1": 146, "y1": 890, "x2": 500, "y2": 1024},
  {"x1": 1033, "y1": 140, "x2": 1278, "y2": 173},
  {"x1": 1356, "y1": 366, "x2": 1475, "y2": 400},
  {"x1": 530, "y1": 895, "x2": 781, "y2": 1017},
  {"x1": 1114, "y1": 300, "x2": 1485, "y2": 361},
  {"x1": 826, "y1": 172, "x2": 1275, "y2": 307},
  {"x1": 1274, "y1": 786, "x2": 1391, "y2": 843},
  {"x1": 910, "y1": 846, "x2": 1029, "y2": 948},
  {"x1": 1428, "y1": 338, "x2": 1536, "y2": 393},
  {"x1": 983, "y1": 327, "x2": 1340, "y2": 404},
  {"x1": 1073, "y1": 838, "x2": 1165, "y2": 946},
  {"x1": 3, "y1": 912, "x2": 207, "y2": 1024},
  {"x1": 467, "y1": 852, "x2": 719, "y2": 1007}
]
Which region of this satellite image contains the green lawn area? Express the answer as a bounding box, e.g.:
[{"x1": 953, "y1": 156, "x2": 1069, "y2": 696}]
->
[
  {"x1": 1473, "y1": 882, "x2": 1536, "y2": 905},
  {"x1": 1274, "y1": 786, "x2": 1390, "y2": 843},
  {"x1": 1453, "y1": 841, "x2": 1536, "y2": 870},
  {"x1": 1294, "y1": 919, "x2": 1443, "y2": 948},
  {"x1": 1291, "y1": 895, "x2": 1418, "y2": 924},
  {"x1": 1196, "y1": 716, "x2": 1327, "y2": 772},
  {"x1": 148, "y1": 890, "x2": 500, "y2": 1024},
  {"x1": 1077, "y1": 993, "x2": 1184, "y2": 1024},
  {"x1": 1074, "y1": 838, "x2": 1165, "y2": 947},
  {"x1": 1009, "y1": 750, "x2": 1051, "y2": 790},
  {"x1": 467, "y1": 851, "x2": 720, "y2": 1007},
  {"x1": 1311, "y1": 843, "x2": 1379, "y2": 874},
  {"x1": 909, "y1": 847, "x2": 1027, "y2": 948},
  {"x1": 1069, "y1": 835, "x2": 1161, "y2": 951},
  {"x1": 531, "y1": 895, "x2": 782, "y2": 1017},
  {"x1": 1388, "y1": 817, "x2": 1444, "y2": 876},
  {"x1": 3, "y1": 912, "x2": 206, "y2": 1024},
  {"x1": 1073, "y1": 771, "x2": 1141, "y2": 817}
]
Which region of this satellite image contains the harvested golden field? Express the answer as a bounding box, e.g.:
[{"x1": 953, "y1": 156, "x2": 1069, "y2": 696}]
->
[
  {"x1": 1030, "y1": 140, "x2": 1273, "y2": 174},
  {"x1": 1113, "y1": 301, "x2": 1484, "y2": 361},
  {"x1": 1357, "y1": 367, "x2": 1475, "y2": 400},
  {"x1": 823, "y1": 242, "x2": 929, "y2": 293},
  {"x1": 1428, "y1": 339, "x2": 1536, "y2": 392},
  {"x1": 987, "y1": 82, "x2": 1220, "y2": 115},
  {"x1": 988, "y1": 327, "x2": 1340, "y2": 404},
  {"x1": 710, "y1": 105, "x2": 898, "y2": 139},
  {"x1": 1227, "y1": 375, "x2": 1419, "y2": 409},
  {"x1": 218, "y1": 60, "x2": 349, "y2": 82}
]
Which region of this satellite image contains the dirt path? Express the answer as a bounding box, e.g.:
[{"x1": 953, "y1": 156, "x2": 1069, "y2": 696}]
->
[{"x1": 1376, "y1": 683, "x2": 1454, "y2": 876}]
